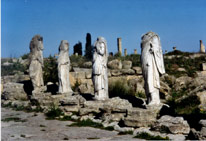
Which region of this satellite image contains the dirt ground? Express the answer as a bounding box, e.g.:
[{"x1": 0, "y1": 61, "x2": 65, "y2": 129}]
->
[{"x1": 1, "y1": 107, "x2": 139, "y2": 141}]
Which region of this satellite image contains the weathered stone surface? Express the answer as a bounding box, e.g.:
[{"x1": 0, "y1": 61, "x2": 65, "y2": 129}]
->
[
  {"x1": 85, "y1": 70, "x2": 92, "y2": 79},
  {"x1": 102, "y1": 97, "x2": 133, "y2": 112},
  {"x1": 79, "y1": 101, "x2": 103, "y2": 116},
  {"x1": 57, "y1": 40, "x2": 73, "y2": 94},
  {"x1": 60, "y1": 95, "x2": 86, "y2": 106},
  {"x1": 196, "y1": 71, "x2": 206, "y2": 77},
  {"x1": 78, "y1": 83, "x2": 93, "y2": 94},
  {"x1": 62, "y1": 105, "x2": 80, "y2": 113},
  {"x1": 2, "y1": 75, "x2": 30, "y2": 83},
  {"x1": 141, "y1": 31, "x2": 165, "y2": 105},
  {"x1": 124, "y1": 106, "x2": 162, "y2": 127},
  {"x1": 121, "y1": 69, "x2": 135, "y2": 75},
  {"x1": 177, "y1": 68, "x2": 186, "y2": 72},
  {"x1": 132, "y1": 67, "x2": 142, "y2": 75},
  {"x1": 110, "y1": 70, "x2": 122, "y2": 76},
  {"x1": 92, "y1": 37, "x2": 109, "y2": 100},
  {"x1": 2, "y1": 82, "x2": 28, "y2": 101},
  {"x1": 200, "y1": 120, "x2": 206, "y2": 127},
  {"x1": 122, "y1": 61, "x2": 132, "y2": 69},
  {"x1": 83, "y1": 61, "x2": 92, "y2": 68},
  {"x1": 202, "y1": 63, "x2": 206, "y2": 71},
  {"x1": 29, "y1": 35, "x2": 44, "y2": 90},
  {"x1": 70, "y1": 72, "x2": 85, "y2": 79},
  {"x1": 160, "y1": 81, "x2": 171, "y2": 98},
  {"x1": 174, "y1": 76, "x2": 192, "y2": 91},
  {"x1": 108, "y1": 59, "x2": 122, "y2": 70},
  {"x1": 134, "y1": 127, "x2": 186, "y2": 140},
  {"x1": 153, "y1": 115, "x2": 190, "y2": 134}
]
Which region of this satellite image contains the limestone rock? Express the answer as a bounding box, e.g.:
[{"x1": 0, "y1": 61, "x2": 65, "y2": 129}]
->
[
  {"x1": 124, "y1": 106, "x2": 162, "y2": 127},
  {"x1": 177, "y1": 68, "x2": 186, "y2": 72},
  {"x1": 2, "y1": 82, "x2": 28, "y2": 101},
  {"x1": 78, "y1": 83, "x2": 93, "y2": 94},
  {"x1": 200, "y1": 120, "x2": 206, "y2": 127},
  {"x1": 83, "y1": 61, "x2": 92, "y2": 68},
  {"x1": 60, "y1": 95, "x2": 86, "y2": 106},
  {"x1": 121, "y1": 69, "x2": 135, "y2": 75},
  {"x1": 102, "y1": 97, "x2": 132, "y2": 112},
  {"x1": 108, "y1": 59, "x2": 122, "y2": 70},
  {"x1": 110, "y1": 70, "x2": 122, "y2": 76},
  {"x1": 132, "y1": 67, "x2": 142, "y2": 75},
  {"x1": 2, "y1": 75, "x2": 30, "y2": 83},
  {"x1": 202, "y1": 63, "x2": 206, "y2": 71},
  {"x1": 122, "y1": 61, "x2": 132, "y2": 69},
  {"x1": 153, "y1": 115, "x2": 190, "y2": 134}
]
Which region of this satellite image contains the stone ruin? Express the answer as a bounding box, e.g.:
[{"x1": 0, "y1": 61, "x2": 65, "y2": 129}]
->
[
  {"x1": 2, "y1": 33, "x2": 206, "y2": 140},
  {"x1": 117, "y1": 37, "x2": 122, "y2": 55},
  {"x1": 200, "y1": 40, "x2": 206, "y2": 53}
]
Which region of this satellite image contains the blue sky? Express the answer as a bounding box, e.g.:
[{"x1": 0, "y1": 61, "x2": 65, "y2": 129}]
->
[{"x1": 2, "y1": 0, "x2": 206, "y2": 58}]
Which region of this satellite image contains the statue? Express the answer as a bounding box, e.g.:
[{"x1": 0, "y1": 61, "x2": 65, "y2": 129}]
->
[
  {"x1": 29, "y1": 35, "x2": 44, "y2": 91},
  {"x1": 140, "y1": 32, "x2": 165, "y2": 105},
  {"x1": 92, "y1": 37, "x2": 109, "y2": 100},
  {"x1": 57, "y1": 40, "x2": 73, "y2": 94}
]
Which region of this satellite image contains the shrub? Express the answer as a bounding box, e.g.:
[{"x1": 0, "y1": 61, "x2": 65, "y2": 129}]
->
[
  {"x1": 134, "y1": 132, "x2": 169, "y2": 140},
  {"x1": 1, "y1": 61, "x2": 26, "y2": 76},
  {"x1": 43, "y1": 55, "x2": 58, "y2": 84},
  {"x1": 45, "y1": 105, "x2": 64, "y2": 120},
  {"x1": 21, "y1": 53, "x2": 30, "y2": 60}
]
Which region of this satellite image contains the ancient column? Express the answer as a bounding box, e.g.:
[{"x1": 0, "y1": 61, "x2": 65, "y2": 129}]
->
[
  {"x1": 200, "y1": 40, "x2": 206, "y2": 53},
  {"x1": 124, "y1": 49, "x2": 127, "y2": 56},
  {"x1": 117, "y1": 38, "x2": 122, "y2": 55},
  {"x1": 57, "y1": 40, "x2": 73, "y2": 94},
  {"x1": 141, "y1": 31, "x2": 165, "y2": 106},
  {"x1": 92, "y1": 37, "x2": 108, "y2": 100},
  {"x1": 134, "y1": 49, "x2": 137, "y2": 54},
  {"x1": 29, "y1": 35, "x2": 44, "y2": 92}
]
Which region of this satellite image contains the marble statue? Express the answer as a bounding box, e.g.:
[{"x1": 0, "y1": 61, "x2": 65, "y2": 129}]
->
[
  {"x1": 92, "y1": 37, "x2": 109, "y2": 100},
  {"x1": 29, "y1": 35, "x2": 44, "y2": 91},
  {"x1": 141, "y1": 31, "x2": 165, "y2": 105},
  {"x1": 57, "y1": 40, "x2": 73, "y2": 94}
]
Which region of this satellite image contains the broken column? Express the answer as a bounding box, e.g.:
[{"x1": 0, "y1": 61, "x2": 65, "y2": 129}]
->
[
  {"x1": 124, "y1": 49, "x2": 127, "y2": 56},
  {"x1": 134, "y1": 49, "x2": 137, "y2": 54},
  {"x1": 200, "y1": 40, "x2": 206, "y2": 53},
  {"x1": 117, "y1": 38, "x2": 122, "y2": 56}
]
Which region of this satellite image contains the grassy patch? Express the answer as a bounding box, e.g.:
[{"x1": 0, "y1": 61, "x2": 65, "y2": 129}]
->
[
  {"x1": 2, "y1": 117, "x2": 27, "y2": 122},
  {"x1": 20, "y1": 134, "x2": 26, "y2": 138},
  {"x1": 104, "y1": 126, "x2": 114, "y2": 131},
  {"x1": 118, "y1": 130, "x2": 133, "y2": 135},
  {"x1": 87, "y1": 137, "x2": 100, "y2": 140},
  {"x1": 41, "y1": 129, "x2": 46, "y2": 131},
  {"x1": 69, "y1": 119, "x2": 103, "y2": 128},
  {"x1": 40, "y1": 124, "x2": 46, "y2": 127},
  {"x1": 134, "y1": 132, "x2": 169, "y2": 140},
  {"x1": 67, "y1": 119, "x2": 114, "y2": 131},
  {"x1": 45, "y1": 106, "x2": 64, "y2": 120}
]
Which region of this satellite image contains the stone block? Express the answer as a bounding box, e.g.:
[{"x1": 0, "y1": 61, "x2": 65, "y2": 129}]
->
[{"x1": 122, "y1": 61, "x2": 132, "y2": 69}]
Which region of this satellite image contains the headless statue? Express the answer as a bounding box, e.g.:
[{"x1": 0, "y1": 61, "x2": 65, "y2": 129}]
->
[{"x1": 141, "y1": 31, "x2": 165, "y2": 105}]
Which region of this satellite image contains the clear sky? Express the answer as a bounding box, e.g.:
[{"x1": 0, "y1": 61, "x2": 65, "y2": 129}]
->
[{"x1": 2, "y1": 0, "x2": 206, "y2": 58}]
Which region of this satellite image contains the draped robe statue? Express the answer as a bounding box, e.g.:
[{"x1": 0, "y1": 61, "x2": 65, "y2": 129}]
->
[
  {"x1": 92, "y1": 37, "x2": 109, "y2": 100},
  {"x1": 141, "y1": 32, "x2": 165, "y2": 105},
  {"x1": 57, "y1": 40, "x2": 73, "y2": 94},
  {"x1": 29, "y1": 35, "x2": 44, "y2": 91}
]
